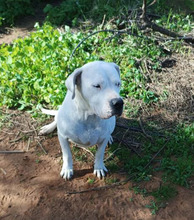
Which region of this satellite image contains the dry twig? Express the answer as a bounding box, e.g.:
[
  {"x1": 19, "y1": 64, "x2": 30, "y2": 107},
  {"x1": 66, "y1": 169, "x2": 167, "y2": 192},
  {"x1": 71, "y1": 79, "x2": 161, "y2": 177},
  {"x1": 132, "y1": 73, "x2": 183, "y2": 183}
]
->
[
  {"x1": 9, "y1": 136, "x2": 23, "y2": 143},
  {"x1": 1, "y1": 130, "x2": 15, "y2": 135},
  {"x1": 0, "y1": 150, "x2": 25, "y2": 154},
  {"x1": 36, "y1": 139, "x2": 47, "y2": 154},
  {"x1": 19, "y1": 129, "x2": 39, "y2": 134},
  {"x1": 143, "y1": 138, "x2": 169, "y2": 170},
  {"x1": 0, "y1": 168, "x2": 6, "y2": 175},
  {"x1": 147, "y1": 0, "x2": 157, "y2": 8},
  {"x1": 139, "y1": 117, "x2": 153, "y2": 141},
  {"x1": 26, "y1": 137, "x2": 31, "y2": 152},
  {"x1": 74, "y1": 145, "x2": 94, "y2": 158},
  {"x1": 104, "y1": 147, "x2": 122, "y2": 162}
]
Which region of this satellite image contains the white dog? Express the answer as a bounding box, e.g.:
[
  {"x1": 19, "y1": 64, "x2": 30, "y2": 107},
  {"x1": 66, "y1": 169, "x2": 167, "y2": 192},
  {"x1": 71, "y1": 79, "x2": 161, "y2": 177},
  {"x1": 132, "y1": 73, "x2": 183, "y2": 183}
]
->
[{"x1": 40, "y1": 61, "x2": 123, "y2": 180}]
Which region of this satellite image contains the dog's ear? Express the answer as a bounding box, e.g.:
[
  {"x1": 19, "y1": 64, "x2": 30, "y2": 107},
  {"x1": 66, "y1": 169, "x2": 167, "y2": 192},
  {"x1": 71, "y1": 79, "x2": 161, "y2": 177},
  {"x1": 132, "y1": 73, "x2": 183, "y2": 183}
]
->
[
  {"x1": 110, "y1": 62, "x2": 120, "y2": 76},
  {"x1": 65, "y1": 68, "x2": 82, "y2": 99}
]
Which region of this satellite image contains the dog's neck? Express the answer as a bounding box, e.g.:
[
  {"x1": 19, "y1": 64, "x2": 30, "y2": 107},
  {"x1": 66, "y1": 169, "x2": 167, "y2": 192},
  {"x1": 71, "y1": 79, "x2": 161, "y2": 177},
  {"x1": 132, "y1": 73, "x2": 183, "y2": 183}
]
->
[{"x1": 73, "y1": 88, "x2": 96, "y2": 120}]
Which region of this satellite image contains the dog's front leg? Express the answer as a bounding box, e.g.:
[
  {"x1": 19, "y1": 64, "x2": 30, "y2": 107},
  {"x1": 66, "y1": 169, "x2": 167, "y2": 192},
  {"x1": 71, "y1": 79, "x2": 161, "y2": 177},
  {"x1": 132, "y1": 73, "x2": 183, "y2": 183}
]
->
[
  {"x1": 94, "y1": 139, "x2": 108, "y2": 179},
  {"x1": 58, "y1": 133, "x2": 73, "y2": 180}
]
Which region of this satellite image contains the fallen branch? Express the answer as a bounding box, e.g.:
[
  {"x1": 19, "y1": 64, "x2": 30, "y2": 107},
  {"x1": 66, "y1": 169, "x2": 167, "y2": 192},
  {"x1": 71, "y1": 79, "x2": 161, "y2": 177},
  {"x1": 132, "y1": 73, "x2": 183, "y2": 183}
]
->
[
  {"x1": 0, "y1": 150, "x2": 25, "y2": 154},
  {"x1": 140, "y1": 0, "x2": 194, "y2": 44}
]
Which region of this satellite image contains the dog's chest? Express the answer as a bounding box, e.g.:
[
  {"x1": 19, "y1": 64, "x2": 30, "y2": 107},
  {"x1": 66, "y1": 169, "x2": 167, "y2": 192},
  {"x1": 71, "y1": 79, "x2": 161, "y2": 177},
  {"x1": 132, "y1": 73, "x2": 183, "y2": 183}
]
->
[
  {"x1": 71, "y1": 121, "x2": 108, "y2": 146},
  {"x1": 66, "y1": 117, "x2": 114, "y2": 147}
]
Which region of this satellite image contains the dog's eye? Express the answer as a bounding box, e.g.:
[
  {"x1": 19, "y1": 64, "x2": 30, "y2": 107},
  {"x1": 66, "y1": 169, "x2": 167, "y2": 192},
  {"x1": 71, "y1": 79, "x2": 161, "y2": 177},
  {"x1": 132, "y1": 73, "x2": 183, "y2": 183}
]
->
[
  {"x1": 93, "y1": 84, "x2": 101, "y2": 89},
  {"x1": 115, "y1": 82, "x2": 121, "y2": 87}
]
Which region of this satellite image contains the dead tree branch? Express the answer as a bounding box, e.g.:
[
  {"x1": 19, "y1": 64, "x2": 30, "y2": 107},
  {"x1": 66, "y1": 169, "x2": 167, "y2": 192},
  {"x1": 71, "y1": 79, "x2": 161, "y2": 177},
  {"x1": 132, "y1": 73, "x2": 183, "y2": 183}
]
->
[
  {"x1": 140, "y1": 0, "x2": 194, "y2": 44},
  {"x1": 148, "y1": 0, "x2": 157, "y2": 8},
  {"x1": 140, "y1": 0, "x2": 147, "y2": 20}
]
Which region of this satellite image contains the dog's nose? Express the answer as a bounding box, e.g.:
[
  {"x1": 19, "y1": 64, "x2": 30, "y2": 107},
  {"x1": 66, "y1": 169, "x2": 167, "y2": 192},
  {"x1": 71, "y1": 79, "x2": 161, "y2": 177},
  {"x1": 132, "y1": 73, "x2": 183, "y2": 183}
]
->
[
  {"x1": 110, "y1": 98, "x2": 124, "y2": 116},
  {"x1": 111, "y1": 98, "x2": 124, "y2": 109}
]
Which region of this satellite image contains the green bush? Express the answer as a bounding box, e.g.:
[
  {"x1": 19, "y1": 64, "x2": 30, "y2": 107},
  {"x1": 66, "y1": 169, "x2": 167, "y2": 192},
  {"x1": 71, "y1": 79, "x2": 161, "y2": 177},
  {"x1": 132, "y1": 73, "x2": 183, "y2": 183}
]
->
[
  {"x1": 0, "y1": 23, "x2": 164, "y2": 109},
  {"x1": 43, "y1": 0, "x2": 92, "y2": 26},
  {"x1": 44, "y1": 0, "x2": 135, "y2": 26},
  {"x1": 0, "y1": 24, "x2": 83, "y2": 108}
]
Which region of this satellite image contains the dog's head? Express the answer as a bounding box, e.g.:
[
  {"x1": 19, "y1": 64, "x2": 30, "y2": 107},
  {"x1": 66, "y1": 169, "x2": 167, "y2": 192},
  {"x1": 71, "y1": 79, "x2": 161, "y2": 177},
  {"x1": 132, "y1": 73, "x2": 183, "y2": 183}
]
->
[{"x1": 65, "y1": 61, "x2": 123, "y2": 119}]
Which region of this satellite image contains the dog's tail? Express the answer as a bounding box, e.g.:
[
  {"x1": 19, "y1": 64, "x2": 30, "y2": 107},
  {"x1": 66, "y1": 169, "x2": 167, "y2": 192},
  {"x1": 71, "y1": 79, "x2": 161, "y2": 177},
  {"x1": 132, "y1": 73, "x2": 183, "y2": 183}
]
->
[
  {"x1": 39, "y1": 108, "x2": 58, "y2": 135},
  {"x1": 41, "y1": 108, "x2": 58, "y2": 116}
]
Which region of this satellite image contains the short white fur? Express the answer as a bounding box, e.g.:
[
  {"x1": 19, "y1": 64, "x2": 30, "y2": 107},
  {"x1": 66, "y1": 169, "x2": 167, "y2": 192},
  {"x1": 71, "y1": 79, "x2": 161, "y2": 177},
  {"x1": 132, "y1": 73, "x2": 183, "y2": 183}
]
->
[{"x1": 39, "y1": 61, "x2": 123, "y2": 180}]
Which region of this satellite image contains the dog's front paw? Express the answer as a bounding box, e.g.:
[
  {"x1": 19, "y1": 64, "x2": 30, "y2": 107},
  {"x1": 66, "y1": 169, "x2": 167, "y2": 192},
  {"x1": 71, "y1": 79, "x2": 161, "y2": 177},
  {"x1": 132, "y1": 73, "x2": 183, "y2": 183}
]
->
[
  {"x1": 93, "y1": 163, "x2": 108, "y2": 179},
  {"x1": 60, "y1": 166, "x2": 73, "y2": 180}
]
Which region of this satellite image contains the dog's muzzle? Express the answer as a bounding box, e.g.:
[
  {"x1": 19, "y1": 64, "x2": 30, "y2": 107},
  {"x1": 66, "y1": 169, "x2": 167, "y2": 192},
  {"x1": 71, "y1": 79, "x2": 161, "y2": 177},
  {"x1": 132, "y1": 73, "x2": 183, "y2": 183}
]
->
[{"x1": 110, "y1": 98, "x2": 124, "y2": 116}]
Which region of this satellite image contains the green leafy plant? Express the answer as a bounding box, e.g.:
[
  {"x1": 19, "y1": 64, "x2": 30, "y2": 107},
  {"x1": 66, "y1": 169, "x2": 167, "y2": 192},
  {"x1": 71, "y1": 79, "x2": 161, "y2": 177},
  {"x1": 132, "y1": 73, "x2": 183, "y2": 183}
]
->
[
  {"x1": 105, "y1": 177, "x2": 119, "y2": 184},
  {"x1": 72, "y1": 146, "x2": 88, "y2": 162},
  {"x1": 132, "y1": 186, "x2": 148, "y2": 196},
  {"x1": 145, "y1": 200, "x2": 159, "y2": 215},
  {"x1": 156, "y1": 10, "x2": 193, "y2": 33},
  {"x1": 87, "y1": 177, "x2": 95, "y2": 184},
  {"x1": 130, "y1": 184, "x2": 177, "y2": 214},
  {"x1": 0, "y1": 23, "x2": 164, "y2": 109}
]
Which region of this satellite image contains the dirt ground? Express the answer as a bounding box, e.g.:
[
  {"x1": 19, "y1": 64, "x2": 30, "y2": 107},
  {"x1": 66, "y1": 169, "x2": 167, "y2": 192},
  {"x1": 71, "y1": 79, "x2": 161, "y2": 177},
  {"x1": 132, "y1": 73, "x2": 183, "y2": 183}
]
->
[
  {"x1": 0, "y1": 7, "x2": 194, "y2": 220},
  {"x1": 0, "y1": 108, "x2": 194, "y2": 220}
]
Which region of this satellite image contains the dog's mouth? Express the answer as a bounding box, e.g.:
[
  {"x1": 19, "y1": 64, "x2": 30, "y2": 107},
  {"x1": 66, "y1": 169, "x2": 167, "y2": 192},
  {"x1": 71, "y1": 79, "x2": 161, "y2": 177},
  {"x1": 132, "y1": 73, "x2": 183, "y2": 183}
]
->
[
  {"x1": 97, "y1": 108, "x2": 123, "y2": 119},
  {"x1": 93, "y1": 98, "x2": 124, "y2": 119},
  {"x1": 113, "y1": 109, "x2": 123, "y2": 117}
]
